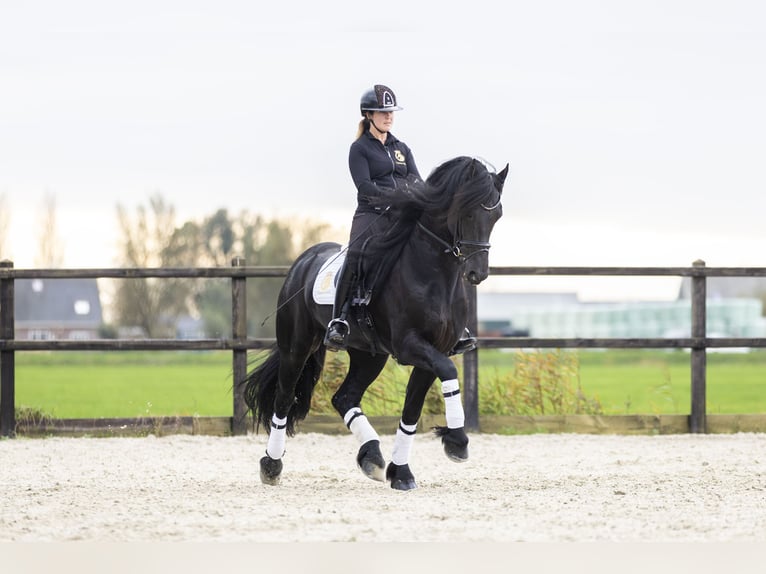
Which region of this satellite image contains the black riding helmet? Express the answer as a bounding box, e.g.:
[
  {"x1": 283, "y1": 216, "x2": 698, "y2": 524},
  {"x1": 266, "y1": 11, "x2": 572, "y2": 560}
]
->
[{"x1": 360, "y1": 84, "x2": 403, "y2": 115}]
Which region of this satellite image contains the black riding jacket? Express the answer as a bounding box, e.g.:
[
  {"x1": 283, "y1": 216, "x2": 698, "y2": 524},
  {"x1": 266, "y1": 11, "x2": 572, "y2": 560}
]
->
[{"x1": 348, "y1": 130, "x2": 421, "y2": 213}]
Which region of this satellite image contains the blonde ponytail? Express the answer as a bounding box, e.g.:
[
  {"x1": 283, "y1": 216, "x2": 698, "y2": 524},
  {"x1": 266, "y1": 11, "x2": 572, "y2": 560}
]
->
[{"x1": 356, "y1": 118, "x2": 370, "y2": 140}]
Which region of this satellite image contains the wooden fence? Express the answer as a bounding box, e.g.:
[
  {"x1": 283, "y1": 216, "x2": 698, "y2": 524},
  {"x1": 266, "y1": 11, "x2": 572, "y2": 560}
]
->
[{"x1": 2, "y1": 258, "x2": 766, "y2": 438}]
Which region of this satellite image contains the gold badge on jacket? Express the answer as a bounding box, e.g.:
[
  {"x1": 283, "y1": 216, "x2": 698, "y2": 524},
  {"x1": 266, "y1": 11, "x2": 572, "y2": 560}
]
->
[{"x1": 394, "y1": 150, "x2": 405, "y2": 163}]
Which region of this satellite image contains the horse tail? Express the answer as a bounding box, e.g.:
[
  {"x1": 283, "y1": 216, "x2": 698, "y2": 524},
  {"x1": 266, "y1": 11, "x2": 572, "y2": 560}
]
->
[
  {"x1": 242, "y1": 347, "x2": 281, "y2": 432},
  {"x1": 242, "y1": 344, "x2": 327, "y2": 436}
]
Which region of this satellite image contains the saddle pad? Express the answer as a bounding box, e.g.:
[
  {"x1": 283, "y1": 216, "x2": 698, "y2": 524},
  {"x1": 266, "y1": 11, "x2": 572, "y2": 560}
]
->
[{"x1": 312, "y1": 247, "x2": 346, "y2": 305}]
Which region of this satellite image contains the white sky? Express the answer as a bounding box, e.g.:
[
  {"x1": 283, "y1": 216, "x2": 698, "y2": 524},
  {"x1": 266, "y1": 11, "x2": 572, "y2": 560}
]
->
[{"x1": 2, "y1": 0, "x2": 765, "y2": 300}]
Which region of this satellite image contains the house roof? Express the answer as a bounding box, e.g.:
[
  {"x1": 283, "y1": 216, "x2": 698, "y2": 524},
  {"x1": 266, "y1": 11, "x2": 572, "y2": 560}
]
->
[{"x1": 14, "y1": 278, "x2": 103, "y2": 327}]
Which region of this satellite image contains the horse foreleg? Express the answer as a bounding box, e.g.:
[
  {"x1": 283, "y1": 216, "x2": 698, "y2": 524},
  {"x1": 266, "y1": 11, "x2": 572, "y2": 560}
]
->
[
  {"x1": 332, "y1": 350, "x2": 389, "y2": 482},
  {"x1": 396, "y1": 341, "x2": 470, "y2": 466},
  {"x1": 387, "y1": 419, "x2": 418, "y2": 490},
  {"x1": 384, "y1": 367, "x2": 435, "y2": 490},
  {"x1": 436, "y1": 378, "x2": 469, "y2": 462}
]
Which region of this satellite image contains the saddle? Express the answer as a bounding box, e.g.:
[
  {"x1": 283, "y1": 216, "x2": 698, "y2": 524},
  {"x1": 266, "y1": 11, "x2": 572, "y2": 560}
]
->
[
  {"x1": 311, "y1": 241, "x2": 387, "y2": 308},
  {"x1": 312, "y1": 249, "x2": 345, "y2": 305},
  {"x1": 312, "y1": 245, "x2": 387, "y2": 354}
]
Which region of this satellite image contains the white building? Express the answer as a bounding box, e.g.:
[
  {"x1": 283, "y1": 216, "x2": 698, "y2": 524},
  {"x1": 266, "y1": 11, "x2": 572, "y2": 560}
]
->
[{"x1": 477, "y1": 292, "x2": 766, "y2": 339}]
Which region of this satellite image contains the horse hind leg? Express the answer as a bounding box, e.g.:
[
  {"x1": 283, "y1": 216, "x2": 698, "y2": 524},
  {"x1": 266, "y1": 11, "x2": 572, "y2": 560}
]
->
[
  {"x1": 260, "y1": 346, "x2": 325, "y2": 486},
  {"x1": 332, "y1": 350, "x2": 389, "y2": 482},
  {"x1": 353, "y1": 420, "x2": 386, "y2": 482},
  {"x1": 242, "y1": 347, "x2": 287, "y2": 485},
  {"x1": 260, "y1": 448, "x2": 284, "y2": 486},
  {"x1": 260, "y1": 409, "x2": 290, "y2": 486}
]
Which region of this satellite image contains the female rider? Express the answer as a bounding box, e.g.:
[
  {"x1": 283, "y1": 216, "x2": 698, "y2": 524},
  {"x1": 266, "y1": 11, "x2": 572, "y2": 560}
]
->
[{"x1": 324, "y1": 84, "x2": 475, "y2": 356}]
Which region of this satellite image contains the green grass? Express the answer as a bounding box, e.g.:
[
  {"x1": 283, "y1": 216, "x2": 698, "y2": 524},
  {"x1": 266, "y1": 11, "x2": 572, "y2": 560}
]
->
[
  {"x1": 15, "y1": 352, "x2": 235, "y2": 418},
  {"x1": 11, "y1": 349, "x2": 766, "y2": 418},
  {"x1": 478, "y1": 349, "x2": 766, "y2": 415}
]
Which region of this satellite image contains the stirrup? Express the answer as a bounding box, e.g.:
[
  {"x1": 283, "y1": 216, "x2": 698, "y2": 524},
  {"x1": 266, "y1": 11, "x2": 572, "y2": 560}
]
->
[{"x1": 324, "y1": 318, "x2": 350, "y2": 350}]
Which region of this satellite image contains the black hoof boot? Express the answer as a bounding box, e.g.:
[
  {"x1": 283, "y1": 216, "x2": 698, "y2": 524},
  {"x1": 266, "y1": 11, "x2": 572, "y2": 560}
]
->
[
  {"x1": 356, "y1": 439, "x2": 386, "y2": 482},
  {"x1": 386, "y1": 462, "x2": 417, "y2": 491},
  {"x1": 260, "y1": 454, "x2": 284, "y2": 486},
  {"x1": 434, "y1": 426, "x2": 469, "y2": 462}
]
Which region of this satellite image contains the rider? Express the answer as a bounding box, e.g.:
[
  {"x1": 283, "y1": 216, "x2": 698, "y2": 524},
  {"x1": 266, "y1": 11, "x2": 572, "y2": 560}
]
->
[{"x1": 324, "y1": 84, "x2": 476, "y2": 355}]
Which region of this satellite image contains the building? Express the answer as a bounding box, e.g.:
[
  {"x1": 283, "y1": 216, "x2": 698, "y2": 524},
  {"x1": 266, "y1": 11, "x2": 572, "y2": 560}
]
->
[
  {"x1": 15, "y1": 278, "x2": 103, "y2": 340},
  {"x1": 679, "y1": 276, "x2": 766, "y2": 300},
  {"x1": 477, "y1": 291, "x2": 766, "y2": 339}
]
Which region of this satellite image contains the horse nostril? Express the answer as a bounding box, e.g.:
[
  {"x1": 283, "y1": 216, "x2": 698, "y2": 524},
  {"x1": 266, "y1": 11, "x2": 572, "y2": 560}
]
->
[{"x1": 466, "y1": 271, "x2": 481, "y2": 285}]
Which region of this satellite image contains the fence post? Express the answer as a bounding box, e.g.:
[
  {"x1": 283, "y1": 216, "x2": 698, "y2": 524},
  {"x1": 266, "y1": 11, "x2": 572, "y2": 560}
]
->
[
  {"x1": 463, "y1": 284, "x2": 480, "y2": 431},
  {"x1": 1, "y1": 260, "x2": 16, "y2": 438},
  {"x1": 231, "y1": 257, "x2": 248, "y2": 436},
  {"x1": 690, "y1": 259, "x2": 707, "y2": 433}
]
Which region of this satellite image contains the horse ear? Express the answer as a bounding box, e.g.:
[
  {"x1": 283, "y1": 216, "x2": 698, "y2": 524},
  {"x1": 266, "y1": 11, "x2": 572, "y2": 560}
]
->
[{"x1": 495, "y1": 163, "x2": 509, "y2": 187}]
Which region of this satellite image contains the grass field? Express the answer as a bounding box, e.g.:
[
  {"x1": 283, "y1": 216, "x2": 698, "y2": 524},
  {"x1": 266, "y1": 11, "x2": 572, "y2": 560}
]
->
[
  {"x1": 11, "y1": 349, "x2": 766, "y2": 418},
  {"x1": 480, "y1": 349, "x2": 766, "y2": 415}
]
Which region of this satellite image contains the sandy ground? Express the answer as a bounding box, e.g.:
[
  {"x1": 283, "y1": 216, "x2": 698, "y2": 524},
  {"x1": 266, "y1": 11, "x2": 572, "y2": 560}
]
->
[{"x1": 1, "y1": 431, "x2": 765, "y2": 543}]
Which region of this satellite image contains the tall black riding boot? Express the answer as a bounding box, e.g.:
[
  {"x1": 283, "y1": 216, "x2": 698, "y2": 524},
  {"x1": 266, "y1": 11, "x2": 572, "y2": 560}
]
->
[{"x1": 324, "y1": 262, "x2": 356, "y2": 351}]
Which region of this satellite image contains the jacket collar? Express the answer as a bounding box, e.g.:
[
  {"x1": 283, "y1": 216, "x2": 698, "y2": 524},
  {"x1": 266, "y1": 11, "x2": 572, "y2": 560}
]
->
[{"x1": 364, "y1": 129, "x2": 399, "y2": 146}]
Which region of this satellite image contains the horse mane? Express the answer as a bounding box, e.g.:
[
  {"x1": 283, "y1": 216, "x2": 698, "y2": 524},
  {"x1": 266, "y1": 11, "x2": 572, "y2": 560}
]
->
[
  {"x1": 366, "y1": 156, "x2": 497, "y2": 249},
  {"x1": 420, "y1": 156, "x2": 498, "y2": 229},
  {"x1": 360, "y1": 156, "x2": 499, "y2": 287}
]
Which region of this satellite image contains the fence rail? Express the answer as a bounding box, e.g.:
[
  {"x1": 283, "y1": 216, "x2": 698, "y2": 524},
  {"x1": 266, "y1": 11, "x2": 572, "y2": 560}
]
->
[{"x1": 2, "y1": 258, "x2": 766, "y2": 438}]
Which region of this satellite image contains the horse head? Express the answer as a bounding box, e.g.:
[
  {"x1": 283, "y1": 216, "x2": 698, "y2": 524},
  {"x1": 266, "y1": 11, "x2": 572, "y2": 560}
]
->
[{"x1": 422, "y1": 157, "x2": 508, "y2": 285}]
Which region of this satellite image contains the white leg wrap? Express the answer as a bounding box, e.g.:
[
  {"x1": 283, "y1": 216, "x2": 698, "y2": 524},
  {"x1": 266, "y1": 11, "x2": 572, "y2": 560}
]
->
[
  {"x1": 391, "y1": 420, "x2": 417, "y2": 466},
  {"x1": 442, "y1": 378, "x2": 465, "y2": 429},
  {"x1": 266, "y1": 414, "x2": 287, "y2": 459},
  {"x1": 344, "y1": 407, "x2": 379, "y2": 445}
]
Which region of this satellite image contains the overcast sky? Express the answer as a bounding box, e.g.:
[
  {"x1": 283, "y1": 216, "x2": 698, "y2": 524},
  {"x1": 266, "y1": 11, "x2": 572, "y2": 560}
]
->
[{"x1": 2, "y1": 0, "x2": 765, "y2": 299}]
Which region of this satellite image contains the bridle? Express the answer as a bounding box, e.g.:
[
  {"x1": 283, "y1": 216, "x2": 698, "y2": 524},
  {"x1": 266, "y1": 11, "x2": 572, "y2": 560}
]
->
[{"x1": 416, "y1": 190, "x2": 501, "y2": 263}]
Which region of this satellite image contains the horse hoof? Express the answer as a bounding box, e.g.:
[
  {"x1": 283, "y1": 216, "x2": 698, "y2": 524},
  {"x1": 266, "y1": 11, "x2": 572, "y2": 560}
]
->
[
  {"x1": 357, "y1": 439, "x2": 386, "y2": 482},
  {"x1": 434, "y1": 426, "x2": 469, "y2": 463},
  {"x1": 386, "y1": 462, "x2": 417, "y2": 491},
  {"x1": 260, "y1": 454, "x2": 283, "y2": 486}
]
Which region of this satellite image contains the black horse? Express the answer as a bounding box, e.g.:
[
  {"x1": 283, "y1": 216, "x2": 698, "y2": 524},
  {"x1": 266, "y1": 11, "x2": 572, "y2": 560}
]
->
[{"x1": 243, "y1": 156, "x2": 508, "y2": 490}]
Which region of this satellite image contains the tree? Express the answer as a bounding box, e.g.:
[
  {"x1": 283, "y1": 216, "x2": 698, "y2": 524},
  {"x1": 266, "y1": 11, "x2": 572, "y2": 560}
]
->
[
  {"x1": 34, "y1": 193, "x2": 65, "y2": 267},
  {"x1": 191, "y1": 211, "x2": 330, "y2": 338},
  {"x1": 113, "y1": 194, "x2": 193, "y2": 337},
  {"x1": 111, "y1": 194, "x2": 331, "y2": 339}
]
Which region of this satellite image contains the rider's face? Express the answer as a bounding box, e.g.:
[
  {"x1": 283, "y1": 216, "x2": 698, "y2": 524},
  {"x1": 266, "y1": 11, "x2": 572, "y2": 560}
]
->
[{"x1": 369, "y1": 111, "x2": 394, "y2": 132}]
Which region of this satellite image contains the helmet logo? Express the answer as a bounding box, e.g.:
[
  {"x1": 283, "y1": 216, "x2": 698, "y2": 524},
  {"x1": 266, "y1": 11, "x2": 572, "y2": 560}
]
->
[
  {"x1": 361, "y1": 84, "x2": 402, "y2": 114},
  {"x1": 375, "y1": 84, "x2": 397, "y2": 109}
]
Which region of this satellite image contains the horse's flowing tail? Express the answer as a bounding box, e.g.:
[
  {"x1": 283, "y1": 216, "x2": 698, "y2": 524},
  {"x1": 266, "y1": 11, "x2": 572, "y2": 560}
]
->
[{"x1": 242, "y1": 344, "x2": 327, "y2": 436}]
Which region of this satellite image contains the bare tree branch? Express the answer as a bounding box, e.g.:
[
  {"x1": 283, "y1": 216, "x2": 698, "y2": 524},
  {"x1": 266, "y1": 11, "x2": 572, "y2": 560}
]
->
[{"x1": 35, "y1": 192, "x2": 65, "y2": 267}]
